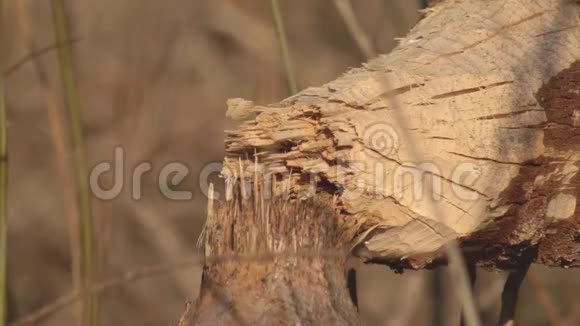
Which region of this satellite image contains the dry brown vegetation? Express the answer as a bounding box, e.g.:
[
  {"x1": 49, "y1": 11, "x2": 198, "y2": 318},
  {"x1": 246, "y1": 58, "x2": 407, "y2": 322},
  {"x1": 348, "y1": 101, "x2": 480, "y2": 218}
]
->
[{"x1": 0, "y1": 0, "x2": 577, "y2": 325}]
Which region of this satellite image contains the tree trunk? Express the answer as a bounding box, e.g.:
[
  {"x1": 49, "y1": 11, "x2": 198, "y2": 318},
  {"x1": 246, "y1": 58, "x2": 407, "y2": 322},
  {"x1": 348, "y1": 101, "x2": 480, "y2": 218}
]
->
[
  {"x1": 224, "y1": 0, "x2": 579, "y2": 270},
  {"x1": 187, "y1": 0, "x2": 579, "y2": 324}
]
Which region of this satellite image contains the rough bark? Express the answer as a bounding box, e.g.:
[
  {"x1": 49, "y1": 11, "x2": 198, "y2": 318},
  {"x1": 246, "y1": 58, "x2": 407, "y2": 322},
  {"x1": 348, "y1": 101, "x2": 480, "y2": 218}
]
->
[{"x1": 222, "y1": 0, "x2": 579, "y2": 270}]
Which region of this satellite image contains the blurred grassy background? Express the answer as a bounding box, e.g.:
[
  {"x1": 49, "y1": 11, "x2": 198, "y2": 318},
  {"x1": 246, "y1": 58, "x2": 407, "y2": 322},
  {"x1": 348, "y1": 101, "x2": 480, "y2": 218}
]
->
[{"x1": 0, "y1": 1, "x2": 577, "y2": 325}]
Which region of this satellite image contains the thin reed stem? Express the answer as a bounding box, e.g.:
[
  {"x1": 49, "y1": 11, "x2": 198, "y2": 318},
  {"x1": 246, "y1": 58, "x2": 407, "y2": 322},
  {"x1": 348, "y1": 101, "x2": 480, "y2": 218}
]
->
[
  {"x1": 15, "y1": 2, "x2": 83, "y2": 324},
  {"x1": 382, "y1": 0, "x2": 409, "y2": 36},
  {"x1": 371, "y1": 52, "x2": 482, "y2": 326},
  {"x1": 335, "y1": 0, "x2": 481, "y2": 326},
  {"x1": 0, "y1": 75, "x2": 8, "y2": 326},
  {"x1": 270, "y1": 0, "x2": 298, "y2": 95},
  {"x1": 334, "y1": 0, "x2": 375, "y2": 59},
  {"x1": 528, "y1": 269, "x2": 561, "y2": 326},
  {"x1": 432, "y1": 268, "x2": 445, "y2": 326},
  {"x1": 50, "y1": 1, "x2": 97, "y2": 325},
  {"x1": 0, "y1": 2, "x2": 7, "y2": 324}
]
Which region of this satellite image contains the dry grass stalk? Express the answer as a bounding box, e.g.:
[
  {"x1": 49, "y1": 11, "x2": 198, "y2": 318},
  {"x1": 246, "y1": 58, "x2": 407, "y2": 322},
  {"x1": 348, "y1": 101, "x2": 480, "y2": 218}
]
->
[
  {"x1": 359, "y1": 26, "x2": 482, "y2": 326},
  {"x1": 0, "y1": 4, "x2": 7, "y2": 326},
  {"x1": 0, "y1": 69, "x2": 8, "y2": 326},
  {"x1": 14, "y1": 1, "x2": 83, "y2": 323},
  {"x1": 333, "y1": 0, "x2": 375, "y2": 59},
  {"x1": 50, "y1": 0, "x2": 97, "y2": 324},
  {"x1": 527, "y1": 269, "x2": 561, "y2": 326},
  {"x1": 334, "y1": 0, "x2": 464, "y2": 325},
  {"x1": 270, "y1": 0, "x2": 297, "y2": 95}
]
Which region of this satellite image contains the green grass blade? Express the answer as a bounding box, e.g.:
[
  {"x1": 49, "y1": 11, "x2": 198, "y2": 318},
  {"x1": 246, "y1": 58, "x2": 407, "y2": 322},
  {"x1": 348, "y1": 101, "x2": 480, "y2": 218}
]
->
[
  {"x1": 270, "y1": 0, "x2": 298, "y2": 95},
  {"x1": 49, "y1": 1, "x2": 97, "y2": 325}
]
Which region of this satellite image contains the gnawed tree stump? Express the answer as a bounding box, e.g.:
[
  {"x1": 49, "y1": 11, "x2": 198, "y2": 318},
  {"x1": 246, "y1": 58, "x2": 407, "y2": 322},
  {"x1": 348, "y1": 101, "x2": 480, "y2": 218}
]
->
[
  {"x1": 188, "y1": 187, "x2": 360, "y2": 325},
  {"x1": 185, "y1": 0, "x2": 579, "y2": 324}
]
